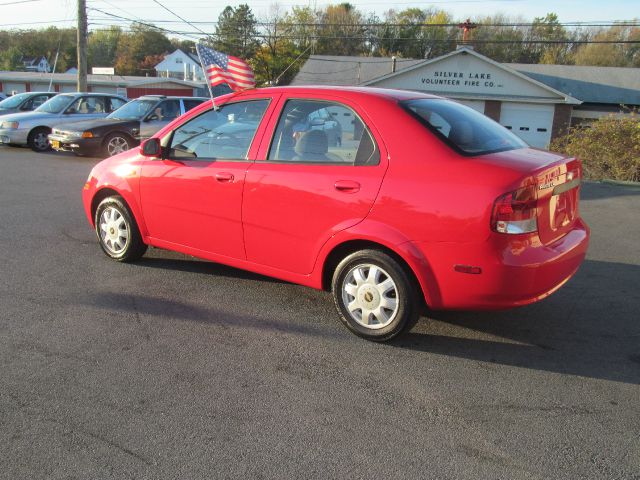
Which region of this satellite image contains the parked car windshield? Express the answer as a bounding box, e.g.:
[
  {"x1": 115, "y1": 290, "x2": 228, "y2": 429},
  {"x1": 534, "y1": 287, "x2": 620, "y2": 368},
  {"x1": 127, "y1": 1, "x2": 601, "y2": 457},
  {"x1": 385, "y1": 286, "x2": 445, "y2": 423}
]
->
[
  {"x1": 0, "y1": 92, "x2": 32, "y2": 109},
  {"x1": 108, "y1": 99, "x2": 157, "y2": 120},
  {"x1": 35, "y1": 94, "x2": 74, "y2": 114},
  {"x1": 400, "y1": 98, "x2": 526, "y2": 155}
]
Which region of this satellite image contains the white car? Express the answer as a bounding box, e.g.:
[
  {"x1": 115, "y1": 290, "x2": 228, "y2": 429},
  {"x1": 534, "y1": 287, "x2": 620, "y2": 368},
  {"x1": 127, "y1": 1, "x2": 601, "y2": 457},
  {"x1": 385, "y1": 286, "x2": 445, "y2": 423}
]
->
[{"x1": 0, "y1": 92, "x2": 127, "y2": 152}]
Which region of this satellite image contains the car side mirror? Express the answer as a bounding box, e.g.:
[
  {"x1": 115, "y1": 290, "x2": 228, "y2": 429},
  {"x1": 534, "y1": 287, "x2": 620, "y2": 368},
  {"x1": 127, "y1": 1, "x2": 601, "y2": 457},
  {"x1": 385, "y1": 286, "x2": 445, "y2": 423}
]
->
[
  {"x1": 65, "y1": 108, "x2": 76, "y2": 114},
  {"x1": 141, "y1": 138, "x2": 161, "y2": 157},
  {"x1": 310, "y1": 118, "x2": 325, "y2": 126},
  {"x1": 146, "y1": 114, "x2": 159, "y2": 122}
]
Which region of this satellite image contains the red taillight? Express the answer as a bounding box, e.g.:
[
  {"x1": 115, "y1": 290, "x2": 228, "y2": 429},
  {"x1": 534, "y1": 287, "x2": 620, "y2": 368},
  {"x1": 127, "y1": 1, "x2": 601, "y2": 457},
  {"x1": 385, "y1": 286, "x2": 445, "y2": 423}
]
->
[{"x1": 491, "y1": 185, "x2": 538, "y2": 234}]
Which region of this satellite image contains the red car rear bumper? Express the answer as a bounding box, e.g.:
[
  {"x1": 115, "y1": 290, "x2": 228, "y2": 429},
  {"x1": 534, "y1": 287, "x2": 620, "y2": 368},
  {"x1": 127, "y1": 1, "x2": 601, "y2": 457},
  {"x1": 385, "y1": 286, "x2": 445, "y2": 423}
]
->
[{"x1": 413, "y1": 218, "x2": 590, "y2": 310}]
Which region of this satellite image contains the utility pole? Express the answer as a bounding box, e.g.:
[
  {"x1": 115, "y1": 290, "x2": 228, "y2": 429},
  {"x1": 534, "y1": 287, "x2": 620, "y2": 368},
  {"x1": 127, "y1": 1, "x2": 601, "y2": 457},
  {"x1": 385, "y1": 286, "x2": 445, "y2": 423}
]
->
[{"x1": 77, "y1": 0, "x2": 87, "y2": 91}]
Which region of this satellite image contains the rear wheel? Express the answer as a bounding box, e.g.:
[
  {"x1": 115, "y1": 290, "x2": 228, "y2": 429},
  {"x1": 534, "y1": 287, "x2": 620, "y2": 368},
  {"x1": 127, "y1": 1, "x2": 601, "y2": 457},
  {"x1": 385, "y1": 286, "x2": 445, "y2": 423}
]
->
[
  {"x1": 94, "y1": 196, "x2": 147, "y2": 262},
  {"x1": 103, "y1": 133, "x2": 132, "y2": 157},
  {"x1": 331, "y1": 249, "x2": 419, "y2": 341},
  {"x1": 28, "y1": 127, "x2": 51, "y2": 152}
]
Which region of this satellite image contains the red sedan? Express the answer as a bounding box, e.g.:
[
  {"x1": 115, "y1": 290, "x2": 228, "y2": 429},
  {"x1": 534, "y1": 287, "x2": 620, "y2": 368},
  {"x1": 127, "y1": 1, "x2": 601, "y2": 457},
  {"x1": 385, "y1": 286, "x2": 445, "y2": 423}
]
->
[{"x1": 82, "y1": 86, "x2": 589, "y2": 341}]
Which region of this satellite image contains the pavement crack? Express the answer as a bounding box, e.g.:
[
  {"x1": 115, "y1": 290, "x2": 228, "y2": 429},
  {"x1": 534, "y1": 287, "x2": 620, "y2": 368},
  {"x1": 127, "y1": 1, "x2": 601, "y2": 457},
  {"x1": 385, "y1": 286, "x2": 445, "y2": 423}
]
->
[{"x1": 48, "y1": 417, "x2": 154, "y2": 466}]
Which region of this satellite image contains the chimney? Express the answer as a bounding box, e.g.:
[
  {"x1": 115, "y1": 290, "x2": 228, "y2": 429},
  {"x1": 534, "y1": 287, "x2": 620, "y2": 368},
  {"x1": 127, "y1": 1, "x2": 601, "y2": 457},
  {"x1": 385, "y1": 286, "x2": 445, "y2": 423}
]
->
[{"x1": 391, "y1": 56, "x2": 397, "y2": 73}]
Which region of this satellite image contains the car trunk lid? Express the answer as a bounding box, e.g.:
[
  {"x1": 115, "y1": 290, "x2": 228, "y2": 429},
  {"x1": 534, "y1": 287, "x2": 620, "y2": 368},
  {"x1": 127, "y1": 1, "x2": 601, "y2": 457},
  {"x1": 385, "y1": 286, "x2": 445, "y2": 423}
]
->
[{"x1": 481, "y1": 148, "x2": 582, "y2": 245}]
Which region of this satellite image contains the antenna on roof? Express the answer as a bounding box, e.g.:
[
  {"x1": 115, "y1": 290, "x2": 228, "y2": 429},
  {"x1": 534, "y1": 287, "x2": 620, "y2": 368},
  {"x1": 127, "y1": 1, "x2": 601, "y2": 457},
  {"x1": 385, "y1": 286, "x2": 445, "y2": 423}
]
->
[{"x1": 274, "y1": 44, "x2": 313, "y2": 86}]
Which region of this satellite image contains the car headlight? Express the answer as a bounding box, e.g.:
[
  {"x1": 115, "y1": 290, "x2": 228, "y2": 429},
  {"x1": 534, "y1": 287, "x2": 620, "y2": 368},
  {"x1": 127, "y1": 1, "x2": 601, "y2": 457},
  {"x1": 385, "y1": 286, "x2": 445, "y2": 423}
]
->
[
  {"x1": 2, "y1": 121, "x2": 18, "y2": 129},
  {"x1": 66, "y1": 131, "x2": 94, "y2": 138}
]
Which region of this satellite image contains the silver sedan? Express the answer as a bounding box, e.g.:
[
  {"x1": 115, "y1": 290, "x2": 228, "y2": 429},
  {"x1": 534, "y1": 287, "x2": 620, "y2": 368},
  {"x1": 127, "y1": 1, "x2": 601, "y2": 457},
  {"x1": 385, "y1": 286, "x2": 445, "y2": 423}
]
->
[{"x1": 0, "y1": 93, "x2": 127, "y2": 152}]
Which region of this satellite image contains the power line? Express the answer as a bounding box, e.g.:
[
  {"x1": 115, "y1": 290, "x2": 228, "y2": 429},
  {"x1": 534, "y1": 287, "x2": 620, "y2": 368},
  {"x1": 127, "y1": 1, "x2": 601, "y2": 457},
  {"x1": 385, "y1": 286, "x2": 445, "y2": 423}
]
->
[
  {"x1": 0, "y1": 0, "x2": 42, "y2": 5},
  {"x1": 88, "y1": 6, "x2": 201, "y2": 39},
  {"x1": 0, "y1": 19, "x2": 75, "y2": 27},
  {"x1": 86, "y1": 23, "x2": 640, "y2": 45},
  {"x1": 149, "y1": 0, "x2": 210, "y2": 37},
  {"x1": 85, "y1": 16, "x2": 640, "y2": 28}
]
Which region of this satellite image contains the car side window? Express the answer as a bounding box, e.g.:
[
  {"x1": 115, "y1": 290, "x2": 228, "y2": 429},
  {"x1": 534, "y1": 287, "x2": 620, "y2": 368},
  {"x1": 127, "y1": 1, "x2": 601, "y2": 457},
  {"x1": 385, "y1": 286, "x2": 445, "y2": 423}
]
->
[
  {"x1": 267, "y1": 99, "x2": 380, "y2": 166},
  {"x1": 109, "y1": 97, "x2": 126, "y2": 112},
  {"x1": 31, "y1": 95, "x2": 49, "y2": 109},
  {"x1": 67, "y1": 96, "x2": 107, "y2": 114},
  {"x1": 184, "y1": 99, "x2": 205, "y2": 112},
  {"x1": 153, "y1": 100, "x2": 181, "y2": 122},
  {"x1": 168, "y1": 99, "x2": 269, "y2": 161}
]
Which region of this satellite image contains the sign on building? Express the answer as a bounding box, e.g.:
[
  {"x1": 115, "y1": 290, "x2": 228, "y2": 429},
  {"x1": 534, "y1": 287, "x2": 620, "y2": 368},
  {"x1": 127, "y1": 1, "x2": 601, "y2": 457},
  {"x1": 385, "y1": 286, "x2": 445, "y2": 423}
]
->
[{"x1": 92, "y1": 67, "x2": 115, "y2": 75}]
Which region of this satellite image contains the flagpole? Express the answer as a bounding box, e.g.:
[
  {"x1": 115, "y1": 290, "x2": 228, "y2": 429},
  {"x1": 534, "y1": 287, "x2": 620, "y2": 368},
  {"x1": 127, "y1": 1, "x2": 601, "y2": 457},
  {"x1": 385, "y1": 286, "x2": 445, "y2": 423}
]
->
[{"x1": 196, "y1": 44, "x2": 217, "y2": 111}]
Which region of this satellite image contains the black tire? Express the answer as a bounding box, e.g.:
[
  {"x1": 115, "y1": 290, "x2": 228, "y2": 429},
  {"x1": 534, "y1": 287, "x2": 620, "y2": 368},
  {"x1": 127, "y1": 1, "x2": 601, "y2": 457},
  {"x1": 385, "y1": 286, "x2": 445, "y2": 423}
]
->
[
  {"x1": 102, "y1": 133, "x2": 132, "y2": 157},
  {"x1": 331, "y1": 249, "x2": 419, "y2": 342},
  {"x1": 28, "y1": 127, "x2": 51, "y2": 152},
  {"x1": 94, "y1": 196, "x2": 147, "y2": 262}
]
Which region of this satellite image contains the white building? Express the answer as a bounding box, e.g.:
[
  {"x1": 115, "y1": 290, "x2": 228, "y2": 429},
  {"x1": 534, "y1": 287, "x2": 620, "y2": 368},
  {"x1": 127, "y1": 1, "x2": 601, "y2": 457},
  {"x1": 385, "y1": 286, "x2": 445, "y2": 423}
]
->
[
  {"x1": 292, "y1": 47, "x2": 640, "y2": 148},
  {"x1": 154, "y1": 49, "x2": 204, "y2": 82}
]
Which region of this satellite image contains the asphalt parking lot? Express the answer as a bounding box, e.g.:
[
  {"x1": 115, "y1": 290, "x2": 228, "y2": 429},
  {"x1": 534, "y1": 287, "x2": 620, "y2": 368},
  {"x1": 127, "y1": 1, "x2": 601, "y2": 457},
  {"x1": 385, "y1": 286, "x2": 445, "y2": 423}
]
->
[{"x1": 0, "y1": 146, "x2": 638, "y2": 480}]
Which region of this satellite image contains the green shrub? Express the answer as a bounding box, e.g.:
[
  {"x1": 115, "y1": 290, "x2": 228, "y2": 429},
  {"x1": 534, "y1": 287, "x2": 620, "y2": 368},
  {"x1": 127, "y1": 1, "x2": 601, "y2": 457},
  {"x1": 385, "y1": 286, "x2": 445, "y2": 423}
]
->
[{"x1": 550, "y1": 112, "x2": 640, "y2": 182}]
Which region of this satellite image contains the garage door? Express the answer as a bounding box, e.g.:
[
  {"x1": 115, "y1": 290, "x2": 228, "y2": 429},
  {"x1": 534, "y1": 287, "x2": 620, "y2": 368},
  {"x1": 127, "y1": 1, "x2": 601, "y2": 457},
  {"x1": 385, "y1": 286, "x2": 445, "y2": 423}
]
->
[{"x1": 499, "y1": 103, "x2": 554, "y2": 148}]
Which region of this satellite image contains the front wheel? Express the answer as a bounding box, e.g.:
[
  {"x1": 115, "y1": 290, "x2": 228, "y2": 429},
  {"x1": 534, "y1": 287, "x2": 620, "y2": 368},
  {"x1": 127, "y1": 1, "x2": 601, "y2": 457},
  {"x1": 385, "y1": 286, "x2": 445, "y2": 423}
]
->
[
  {"x1": 331, "y1": 249, "x2": 419, "y2": 341},
  {"x1": 94, "y1": 196, "x2": 147, "y2": 262},
  {"x1": 28, "y1": 127, "x2": 51, "y2": 152},
  {"x1": 103, "y1": 133, "x2": 132, "y2": 157}
]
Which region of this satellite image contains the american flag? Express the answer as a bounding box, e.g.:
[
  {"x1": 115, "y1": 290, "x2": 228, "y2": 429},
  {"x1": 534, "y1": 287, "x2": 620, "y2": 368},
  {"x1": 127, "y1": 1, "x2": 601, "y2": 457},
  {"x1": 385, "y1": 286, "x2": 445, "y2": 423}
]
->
[{"x1": 196, "y1": 44, "x2": 255, "y2": 91}]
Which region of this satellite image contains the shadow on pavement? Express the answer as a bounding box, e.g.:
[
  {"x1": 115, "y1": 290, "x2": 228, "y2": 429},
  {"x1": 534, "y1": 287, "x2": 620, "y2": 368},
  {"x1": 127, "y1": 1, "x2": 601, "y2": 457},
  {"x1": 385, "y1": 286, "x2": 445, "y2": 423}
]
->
[
  {"x1": 580, "y1": 181, "x2": 640, "y2": 200},
  {"x1": 80, "y1": 257, "x2": 640, "y2": 385},
  {"x1": 136, "y1": 256, "x2": 285, "y2": 284},
  {"x1": 392, "y1": 259, "x2": 640, "y2": 385}
]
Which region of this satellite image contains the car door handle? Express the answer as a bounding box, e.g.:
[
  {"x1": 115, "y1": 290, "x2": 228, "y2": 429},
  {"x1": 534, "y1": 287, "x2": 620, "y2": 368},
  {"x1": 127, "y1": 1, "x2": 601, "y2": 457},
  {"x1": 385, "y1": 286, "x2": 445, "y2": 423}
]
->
[
  {"x1": 334, "y1": 180, "x2": 360, "y2": 193},
  {"x1": 215, "y1": 172, "x2": 234, "y2": 183}
]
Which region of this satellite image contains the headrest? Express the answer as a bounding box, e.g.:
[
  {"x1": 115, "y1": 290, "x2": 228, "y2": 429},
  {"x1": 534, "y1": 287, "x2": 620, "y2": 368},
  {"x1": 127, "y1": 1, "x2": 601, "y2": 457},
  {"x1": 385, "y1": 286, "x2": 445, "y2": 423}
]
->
[{"x1": 295, "y1": 129, "x2": 328, "y2": 156}]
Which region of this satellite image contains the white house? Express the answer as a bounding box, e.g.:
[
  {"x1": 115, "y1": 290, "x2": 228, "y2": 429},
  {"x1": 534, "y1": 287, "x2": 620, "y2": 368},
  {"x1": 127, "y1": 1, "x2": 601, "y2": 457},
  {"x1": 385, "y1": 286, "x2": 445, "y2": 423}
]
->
[
  {"x1": 154, "y1": 49, "x2": 204, "y2": 82},
  {"x1": 22, "y1": 56, "x2": 50, "y2": 73}
]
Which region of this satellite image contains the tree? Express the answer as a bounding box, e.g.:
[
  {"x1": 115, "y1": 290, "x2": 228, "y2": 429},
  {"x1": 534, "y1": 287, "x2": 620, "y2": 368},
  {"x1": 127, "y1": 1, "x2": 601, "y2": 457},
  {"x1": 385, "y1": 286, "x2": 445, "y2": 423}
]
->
[
  {"x1": 170, "y1": 39, "x2": 196, "y2": 55},
  {"x1": 378, "y1": 8, "x2": 455, "y2": 59},
  {"x1": 573, "y1": 24, "x2": 640, "y2": 67},
  {"x1": 251, "y1": 5, "x2": 302, "y2": 86},
  {"x1": 315, "y1": 3, "x2": 366, "y2": 56},
  {"x1": 0, "y1": 46, "x2": 22, "y2": 71},
  {"x1": 469, "y1": 14, "x2": 528, "y2": 63},
  {"x1": 526, "y1": 13, "x2": 572, "y2": 64},
  {"x1": 214, "y1": 4, "x2": 260, "y2": 59},
  {"x1": 88, "y1": 27, "x2": 122, "y2": 69},
  {"x1": 115, "y1": 23, "x2": 171, "y2": 75},
  {"x1": 282, "y1": 6, "x2": 318, "y2": 52}
]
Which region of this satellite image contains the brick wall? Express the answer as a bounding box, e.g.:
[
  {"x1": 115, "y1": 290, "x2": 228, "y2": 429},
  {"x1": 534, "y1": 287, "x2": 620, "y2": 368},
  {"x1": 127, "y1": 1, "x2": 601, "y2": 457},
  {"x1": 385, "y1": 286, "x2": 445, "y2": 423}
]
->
[
  {"x1": 551, "y1": 104, "x2": 573, "y2": 141},
  {"x1": 484, "y1": 100, "x2": 501, "y2": 121}
]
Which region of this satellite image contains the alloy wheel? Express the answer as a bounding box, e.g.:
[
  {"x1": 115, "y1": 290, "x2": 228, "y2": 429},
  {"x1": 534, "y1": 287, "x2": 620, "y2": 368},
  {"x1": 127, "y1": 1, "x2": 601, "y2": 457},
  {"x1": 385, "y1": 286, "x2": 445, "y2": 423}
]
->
[
  {"x1": 33, "y1": 132, "x2": 49, "y2": 151},
  {"x1": 107, "y1": 136, "x2": 129, "y2": 156},
  {"x1": 341, "y1": 263, "x2": 399, "y2": 329},
  {"x1": 98, "y1": 206, "x2": 129, "y2": 255}
]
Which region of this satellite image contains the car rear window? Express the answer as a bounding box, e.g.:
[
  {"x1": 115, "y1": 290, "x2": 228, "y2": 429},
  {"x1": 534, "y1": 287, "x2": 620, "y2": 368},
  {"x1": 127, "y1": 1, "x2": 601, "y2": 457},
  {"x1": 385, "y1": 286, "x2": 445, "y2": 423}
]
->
[{"x1": 400, "y1": 98, "x2": 526, "y2": 156}]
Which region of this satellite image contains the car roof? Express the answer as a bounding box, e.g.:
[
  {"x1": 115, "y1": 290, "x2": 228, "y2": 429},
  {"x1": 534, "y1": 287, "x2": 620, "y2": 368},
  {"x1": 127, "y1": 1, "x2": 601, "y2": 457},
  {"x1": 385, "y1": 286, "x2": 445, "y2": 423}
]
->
[
  {"x1": 137, "y1": 95, "x2": 210, "y2": 100},
  {"x1": 56, "y1": 92, "x2": 127, "y2": 98},
  {"x1": 227, "y1": 86, "x2": 442, "y2": 102}
]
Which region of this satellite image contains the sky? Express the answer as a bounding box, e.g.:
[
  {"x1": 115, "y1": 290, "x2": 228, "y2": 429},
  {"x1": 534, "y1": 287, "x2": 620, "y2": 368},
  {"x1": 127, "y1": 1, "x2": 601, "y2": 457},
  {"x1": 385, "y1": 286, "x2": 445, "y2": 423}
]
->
[{"x1": 1, "y1": 0, "x2": 639, "y2": 38}]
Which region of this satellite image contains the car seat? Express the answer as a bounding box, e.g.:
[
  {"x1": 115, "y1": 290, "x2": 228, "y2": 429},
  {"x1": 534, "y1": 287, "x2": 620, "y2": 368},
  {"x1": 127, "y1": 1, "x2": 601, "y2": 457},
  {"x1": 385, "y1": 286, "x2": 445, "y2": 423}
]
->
[{"x1": 293, "y1": 129, "x2": 330, "y2": 162}]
